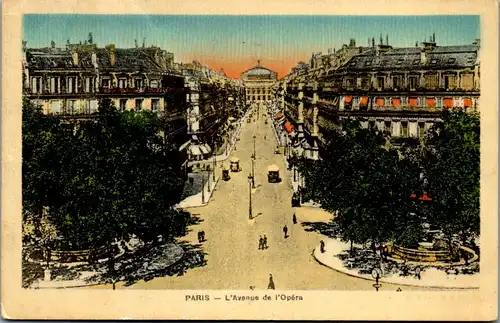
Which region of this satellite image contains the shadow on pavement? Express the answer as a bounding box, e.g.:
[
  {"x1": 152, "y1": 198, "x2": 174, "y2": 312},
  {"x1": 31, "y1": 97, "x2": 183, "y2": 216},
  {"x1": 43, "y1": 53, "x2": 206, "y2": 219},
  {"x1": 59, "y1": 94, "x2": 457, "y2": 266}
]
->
[{"x1": 301, "y1": 221, "x2": 337, "y2": 237}]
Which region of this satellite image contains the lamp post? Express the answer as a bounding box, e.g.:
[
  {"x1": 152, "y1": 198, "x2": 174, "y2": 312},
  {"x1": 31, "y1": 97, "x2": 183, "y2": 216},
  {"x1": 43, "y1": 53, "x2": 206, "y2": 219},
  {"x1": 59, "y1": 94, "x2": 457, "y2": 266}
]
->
[
  {"x1": 248, "y1": 174, "x2": 253, "y2": 220},
  {"x1": 251, "y1": 157, "x2": 255, "y2": 188},
  {"x1": 201, "y1": 172, "x2": 205, "y2": 204},
  {"x1": 213, "y1": 155, "x2": 216, "y2": 182},
  {"x1": 253, "y1": 135, "x2": 256, "y2": 160},
  {"x1": 207, "y1": 167, "x2": 211, "y2": 191},
  {"x1": 371, "y1": 268, "x2": 382, "y2": 292}
]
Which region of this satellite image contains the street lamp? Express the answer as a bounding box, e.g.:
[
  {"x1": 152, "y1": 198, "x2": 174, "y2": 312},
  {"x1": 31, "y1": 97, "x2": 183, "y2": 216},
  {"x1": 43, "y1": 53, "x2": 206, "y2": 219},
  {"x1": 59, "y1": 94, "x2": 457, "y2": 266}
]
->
[
  {"x1": 371, "y1": 267, "x2": 382, "y2": 291},
  {"x1": 248, "y1": 174, "x2": 253, "y2": 220},
  {"x1": 213, "y1": 155, "x2": 216, "y2": 182},
  {"x1": 201, "y1": 173, "x2": 205, "y2": 204},
  {"x1": 251, "y1": 157, "x2": 255, "y2": 188},
  {"x1": 253, "y1": 135, "x2": 256, "y2": 160}
]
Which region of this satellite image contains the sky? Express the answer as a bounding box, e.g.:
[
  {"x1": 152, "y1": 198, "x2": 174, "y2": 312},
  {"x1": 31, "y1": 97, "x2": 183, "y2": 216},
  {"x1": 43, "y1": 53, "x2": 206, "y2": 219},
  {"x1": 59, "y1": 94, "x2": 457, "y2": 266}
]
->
[{"x1": 23, "y1": 15, "x2": 480, "y2": 78}]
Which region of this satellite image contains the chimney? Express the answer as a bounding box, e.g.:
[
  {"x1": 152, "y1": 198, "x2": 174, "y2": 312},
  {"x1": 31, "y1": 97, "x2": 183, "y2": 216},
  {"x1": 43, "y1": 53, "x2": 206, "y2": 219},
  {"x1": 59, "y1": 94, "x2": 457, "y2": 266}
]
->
[
  {"x1": 135, "y1": 39, "x2": 138, "y2": 48},
  {"x1": 91, "y1": 52, "x2": 97, "y2": 67},
  {"x1": 106, "y1": 44, "x2": 116, "y2": 67},
  {"x1": 372, "y1": 37, "x2": 375, "y2": 47},
  {"x1": 72, "y1": 51, "x2": 79, "y2": 66},
  {"x1": 386, "y1": 34, "x2": 389, "y2": 45},
  {"x1": 349, "y1": 38, "x2": 356, "y2": 47},
  {"x1": 88, "y1": 32, "x2": 93, "y2": 44},
  {"x1": 380, "y1": 34, "x2": 383, "y2": 45},
  {"x1": 51, "y1": 40, "x2": 55, "y2": 48},
  {"x1": 142, "y1": 37, "x2": 146, "y2": 48},
  {"x1": 433, "y1": 32, "x2": 435, "y2": 42}
]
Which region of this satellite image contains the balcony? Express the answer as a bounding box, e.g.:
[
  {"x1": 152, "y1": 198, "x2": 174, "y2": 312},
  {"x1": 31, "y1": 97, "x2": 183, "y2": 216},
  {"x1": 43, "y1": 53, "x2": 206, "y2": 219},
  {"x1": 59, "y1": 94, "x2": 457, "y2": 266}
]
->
[{"x1": 98, "y1": 87, "x2": 185, "y2": 95}]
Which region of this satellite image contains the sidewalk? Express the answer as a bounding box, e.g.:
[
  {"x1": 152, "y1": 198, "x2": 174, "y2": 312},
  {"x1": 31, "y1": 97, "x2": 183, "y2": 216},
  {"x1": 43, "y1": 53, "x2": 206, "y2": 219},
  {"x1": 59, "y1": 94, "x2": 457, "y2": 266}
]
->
[
  {"x1": 313, "y1": 238, "x2": 480, "y2": 289},
  {"x1": 176, "y1": 111, "x2": 250, "y2": 209}
]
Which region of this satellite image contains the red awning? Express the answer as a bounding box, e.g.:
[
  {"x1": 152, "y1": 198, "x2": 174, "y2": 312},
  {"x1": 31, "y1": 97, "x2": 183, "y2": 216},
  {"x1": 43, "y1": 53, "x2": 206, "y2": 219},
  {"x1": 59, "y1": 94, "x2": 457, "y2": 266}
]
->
[
  {"x1": 376, "y1": 97, "x2": 385, "y2": 107},
  {"x1": 464, "y1": 98, "x2": 472, "y2": 108},
  {"x1": 409, "y1": 97, "x2": 418, "y2": 107},
  {"x1": 426, "y1": 97, "x2": 436, "y2": 108},
  {"x1": 392, "y1": 98, "x2": 401, "y2": 107},
  {"x1": 359, "y1": 96, "x2": 368, "y2": 107},
  {"x1": 419, "y1": 192, "x2": 433, "y2": 201},
  {"x1": 275, "y1": 113, "x2": 284, "y2": 120},
  {"x1": 344, "y1": 96, "x2": 353, "y2": 104},
  {"x1": 284, "y1": 121, "x2": 294, "y2": 134},
  {"x1": 443, "y1": 98, "x2": 453, "y2": 109}
]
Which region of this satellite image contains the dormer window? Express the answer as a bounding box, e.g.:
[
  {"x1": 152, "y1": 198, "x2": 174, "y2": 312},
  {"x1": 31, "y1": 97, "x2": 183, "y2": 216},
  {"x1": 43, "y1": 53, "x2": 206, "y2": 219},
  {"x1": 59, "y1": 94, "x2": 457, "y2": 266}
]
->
[
  {"x1": 365, "y1": 61, "x2": 372, "y2": 66},
  {"x1": 396, "y1": 59, "x2": 404, "y2": 65},
  {"x1": 350, "y1": 61, "x2": 357, "y2": 67},
  {"x1": 431, "y1": 59, "x2": 438, "y2": 64},
  {"x1": 413, "y1": 59, "x2": 420, "y2": 65},
  {"x1": 448, "y1": 57, "x2": 456, "y2": 64}
]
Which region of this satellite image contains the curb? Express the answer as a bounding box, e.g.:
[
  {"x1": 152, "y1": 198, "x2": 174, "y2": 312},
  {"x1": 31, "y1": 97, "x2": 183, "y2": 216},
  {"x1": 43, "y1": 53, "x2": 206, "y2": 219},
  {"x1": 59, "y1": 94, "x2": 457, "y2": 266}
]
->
[{"x1": 312, "y1": 245, "x2": 480, "y2": 290}]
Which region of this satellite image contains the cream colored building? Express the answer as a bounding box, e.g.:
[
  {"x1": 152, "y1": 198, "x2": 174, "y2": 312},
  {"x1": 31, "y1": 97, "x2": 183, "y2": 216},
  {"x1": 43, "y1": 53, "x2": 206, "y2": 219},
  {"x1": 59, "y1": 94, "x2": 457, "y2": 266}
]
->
[{"x1": 240, "y1": 62, "x2": 278, "y2": 104}]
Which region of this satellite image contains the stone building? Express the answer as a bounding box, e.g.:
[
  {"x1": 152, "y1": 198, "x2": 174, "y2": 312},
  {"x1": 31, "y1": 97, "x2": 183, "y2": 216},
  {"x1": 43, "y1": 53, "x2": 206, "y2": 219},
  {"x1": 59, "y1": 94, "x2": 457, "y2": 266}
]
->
[
  {"x1": 278, "y1": 36, "x2": 480, "y2": 158},
  {"x1": 241, "y1": 61, "x2": 278, "y2": 104}
]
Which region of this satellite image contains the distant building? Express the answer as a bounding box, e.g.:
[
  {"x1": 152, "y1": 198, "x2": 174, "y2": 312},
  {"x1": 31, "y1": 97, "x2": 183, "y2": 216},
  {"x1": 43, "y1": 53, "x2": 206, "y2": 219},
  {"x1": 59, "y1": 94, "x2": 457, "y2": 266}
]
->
[{"x1": 241, "y1": 61, "x2": 278, "y2": 104}]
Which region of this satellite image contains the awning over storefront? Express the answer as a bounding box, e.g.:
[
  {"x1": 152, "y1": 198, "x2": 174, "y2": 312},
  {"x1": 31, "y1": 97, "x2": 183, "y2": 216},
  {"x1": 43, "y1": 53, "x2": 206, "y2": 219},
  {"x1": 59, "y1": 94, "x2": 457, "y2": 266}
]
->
[
  {"x1": 443, "y1": 98, "x2": 453, "y2": 109},
  {"x1": 344, "y1": 96, "x2": 353, "y2": 104},
  {"x1": 359, "y1": 96, "x2": 368, "y2": 107},
  {"x1": 284, "y1": 121, "x2": 294, "y2": 134},
  {"x1": 426, "y1": 97, "x2": 436, "y2": 108},
  {"x1": 392, "y1": 97, "x2": 401, "y2": 107},
  {"x1": 376, "y1": 97, "x2": 385, "y2": 107},
  {"x1": 199, "y1": 144, "x2": 211, "y2": 155},
  {"x1": 189, "y1": 145, "x2": 202, "y2": 156},
  {"x1": 275, "y1": 113, "x2": 284, "y2": 120},
  {"x1": 464, "y1": 98, "x2": 472, "y2": 108},
  {"x1": 409, "y1": 97, "x2": 418, "y2": 107}
]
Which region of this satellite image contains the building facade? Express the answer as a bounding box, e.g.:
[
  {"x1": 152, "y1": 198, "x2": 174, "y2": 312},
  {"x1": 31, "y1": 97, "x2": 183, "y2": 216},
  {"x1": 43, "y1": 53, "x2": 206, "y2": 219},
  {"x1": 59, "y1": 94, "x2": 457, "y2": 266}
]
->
[
  {"x1": 277, "y1": 36, "x2": 480, "y2": 159},
  {"x1": 241, "y1": 62, "x2": 278, "y2": 104}
]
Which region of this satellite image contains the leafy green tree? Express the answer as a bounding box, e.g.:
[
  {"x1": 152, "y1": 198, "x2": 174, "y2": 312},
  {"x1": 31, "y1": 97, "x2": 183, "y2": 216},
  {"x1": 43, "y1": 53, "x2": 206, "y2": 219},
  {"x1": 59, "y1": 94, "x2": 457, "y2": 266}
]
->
[{"x1": 422, "y1": 109, "x2": 480, "y2": 253}]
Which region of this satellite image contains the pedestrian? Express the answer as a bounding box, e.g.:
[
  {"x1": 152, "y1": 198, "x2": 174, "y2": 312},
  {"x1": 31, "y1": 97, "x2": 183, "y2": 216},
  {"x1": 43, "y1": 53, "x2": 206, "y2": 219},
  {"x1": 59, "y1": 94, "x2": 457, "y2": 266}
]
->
[
  {"x1": 320, "y1": 240, "x2": 325, "y2": 253},
  {"x1": 201, "y1": 231, "x2": 206, "y2": 242},
  {"x1": 292, "y1": 213, "x2": 297, "y2": 224},
  {"x1": 263, "y1": 235, "x2": 268, "y2": 249},
  {"x1": 267, "y1": 274, "x2": 275, "y2": 290},
  {"x1": 258, "y1": 236, "x2": 264, "y2": 250},
  {"x1": 197, "y1": 231, "x2": 202, "y2": 243},
  {"x1": 283, "y1": 225, "x2": 288, "y2": 239}
]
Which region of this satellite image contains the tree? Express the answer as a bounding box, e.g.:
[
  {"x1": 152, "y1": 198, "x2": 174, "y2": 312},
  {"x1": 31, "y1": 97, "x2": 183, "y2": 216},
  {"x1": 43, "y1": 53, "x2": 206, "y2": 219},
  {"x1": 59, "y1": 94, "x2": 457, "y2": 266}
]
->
[{"x1": 422, "y1": 109, "x2": 480, "y2": 253}]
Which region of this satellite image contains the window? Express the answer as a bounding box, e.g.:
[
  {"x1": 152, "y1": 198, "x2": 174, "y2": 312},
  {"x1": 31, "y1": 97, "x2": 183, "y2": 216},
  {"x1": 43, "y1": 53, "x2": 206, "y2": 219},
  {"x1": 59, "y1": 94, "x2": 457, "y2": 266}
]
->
[
  {"x1": 85, "y1": 78, "x2": 91, "y2": 92},
  {"x1": 365, "y1": 61, "x2": 372, "y2": 66},
  {"x1": 67, "y1": 77, "x2": 73, "y2": 93},
  {"x1": 430, "y1": 59, "x2": 438, "y2": 64},
  {"x1": 31, "y1": 77, "x2": 39, "y2": 93},
  {"x1": 50, "y1": 100, "x2": 61, "y2": 114},
  {"x1": 369, "y1": 120, "x2": 376, "y2": 129},
  {"x1": 67, "y1": 100, "x2": 76, "y2": 114},
  {"x1": 361, "y1": 77, "x2": 370, "y2": 89},
  {"x1": 444, "y1": 75, "x2": 456, "y2": 89},
  {"x1": 89, "y1": 100, "x2": 98, "y2": 113},
  {"x1": 384, "y1": 121, "x2": 391, "y2": 133},
  {"x1": 377, "y1": 77, "x2": 385, "y2": 89},
  {"x1": 135, "y1": 99, "x2": 143, "y2": 111},
  {"x1": 401, "y1": 121, "x2": 408, "y2": 137},
  {"x1": 425, "y1": 74, "x2": 438, "y2": 89},
  {"x1": 448, "y1": 58, "x2": 456, "y2": 64},
  {"x1": 136, "y1": 78, "x2": 144, "y2": 89},
  {"x1": 346, "y1": 78, "x2": 354, "y2": 88},
  {"x1": 409, "y1": 76, "x2": 418, "y2": 90},
  {"x1": 413, "y1": 59, "x2": 420, "y2": 65},
  {"x1": 102, "y1": 79, "x2": 110, "y2": 89},
  {"x1": 461, "y1": 74, "x2": 474, "y2": 90},
  {"x1": 152, "y1": 99, "x2": 160, "y2": 111},
  {"x1": 418, "y1": 122, "x2": 425, "y2": 139},
  {"x1": 393, "y1": 76, "x2": 401, "y2": 89},
  {"x1": 119, "y1": 99, "x2": 127, "y2": 111},
  {"x1": 350, "y1": 61, "x2": 357, "y2": 66},
  {"x1": 396, "y1": 59, "x2": 404, "y2": 65},
  {"x1": 118, "y1": 78, "x2": 127, "y2": 89},
  {"x1": 150, "y1": 80, "x2": 159, "y2": 88}
]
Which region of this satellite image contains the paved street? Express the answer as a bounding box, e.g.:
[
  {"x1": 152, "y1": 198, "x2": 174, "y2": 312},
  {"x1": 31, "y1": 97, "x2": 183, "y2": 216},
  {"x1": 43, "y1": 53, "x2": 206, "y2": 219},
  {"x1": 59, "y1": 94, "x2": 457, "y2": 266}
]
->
[{"x1": 95, "y1": 107, "x2": 431, "y2": 291}]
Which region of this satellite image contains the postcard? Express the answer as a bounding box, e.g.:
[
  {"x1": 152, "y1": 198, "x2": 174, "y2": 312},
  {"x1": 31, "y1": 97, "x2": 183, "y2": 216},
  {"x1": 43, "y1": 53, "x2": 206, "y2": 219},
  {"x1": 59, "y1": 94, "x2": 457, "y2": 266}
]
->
[{"x1": 2, "y1": 0, "x2": 498, "y2": 320}]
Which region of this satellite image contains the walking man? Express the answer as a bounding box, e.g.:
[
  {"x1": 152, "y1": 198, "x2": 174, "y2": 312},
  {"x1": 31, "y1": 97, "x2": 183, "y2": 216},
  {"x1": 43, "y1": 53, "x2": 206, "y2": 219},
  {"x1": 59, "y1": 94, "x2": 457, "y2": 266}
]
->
[
  {"x1": 292, "y1": 213, "x2": 297, "y2": 224},
  {"x1": 283, "y1": 225, "x2": 288, "y2": 239},
  {"x1": 197, "y1": 231, "x2": 202, "y2": 243},
  {"x1": 201, "y1": 231, "x2": 206, "y2": 242},
  {"x1": 258, "y1": 236, "x2": 264, "y2": 250},
  {"x1": 267, "y1": 274, "x2": 275, "y2": 290},
  {"x1": 263, "y1": 235, "x2": 268, "y2": 249}
]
